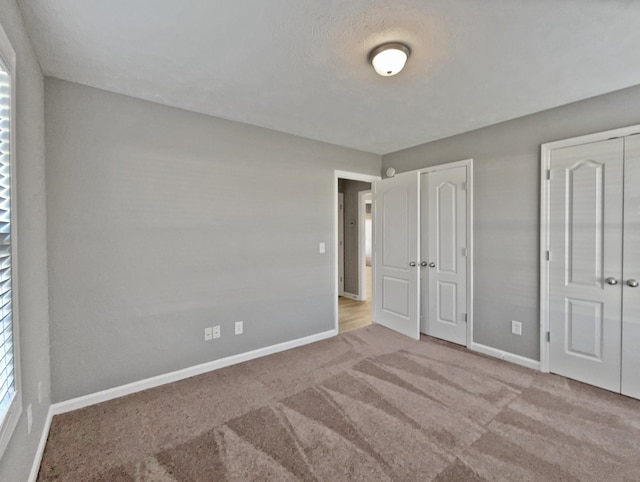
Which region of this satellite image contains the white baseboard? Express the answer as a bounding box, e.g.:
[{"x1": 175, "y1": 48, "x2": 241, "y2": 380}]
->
[
  {"x1": 341, "y1": 292, "x2": 360, "y2": 301},
  {"x1": 28, "y1": 405, "x2": 54, "y2": 482},
  {"x1": 470, "y1": 342, "x2": 541, "y2": 371},
  {"x1": 50, "y1": 329, "x2": 337, "y2": 416}
]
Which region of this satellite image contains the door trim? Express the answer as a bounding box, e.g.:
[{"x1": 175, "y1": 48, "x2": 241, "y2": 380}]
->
[
  {"x1": 417, "y1": 159, "x2": 474, "y2": 350},
  {"x1": 334, "y1": 171, "x2": 381, "y2": 333},
  {"x1": 539, "y1": 123, "x2": 640, "y2": 373},
  {"x1": 338, "y1": 192, "x2": 345, "y2": 297}
]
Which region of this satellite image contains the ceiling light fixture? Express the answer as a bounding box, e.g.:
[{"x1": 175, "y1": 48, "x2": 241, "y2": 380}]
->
[{"x1": 368, "y1": 42, "x2": 411, "y2": 77}]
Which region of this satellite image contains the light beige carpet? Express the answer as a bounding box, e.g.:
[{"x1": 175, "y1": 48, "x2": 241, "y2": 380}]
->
[{"x1": 38, "y1": 325, "x2": 640, "y2": 481}]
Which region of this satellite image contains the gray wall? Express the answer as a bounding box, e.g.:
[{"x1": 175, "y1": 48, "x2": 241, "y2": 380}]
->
[
  {"x1": 0, "y1": 1, "x2": 51, "y2": 480},
  {"x1": 338, "y1": 179, "x2": 371, "y2": 295},
  {"x1": 45, "y1": 78, "x2": 380, "y2": 402},
  {"x1": 383, "y1": 84, "x2": 640, "y2": 360}
]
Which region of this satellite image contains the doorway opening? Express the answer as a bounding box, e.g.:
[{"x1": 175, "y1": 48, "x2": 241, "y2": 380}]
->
[{"x1": 334, "y1": 171, "x2": 380, "y2": 334}]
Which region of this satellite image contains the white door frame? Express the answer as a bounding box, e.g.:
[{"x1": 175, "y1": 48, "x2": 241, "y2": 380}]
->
[
  {"x1": 417, "y1": 159, "x2": 474, "y2": 349},
  {"x1": 539, "y1": 123, "x2": 640, "y2": 373},
  {"x1": 338, "y1": 192, "x2": 345, "y2": 296},
  {"x1": 334, "y1": 171, "x2": 381, "y2": 333},
  {"x1": 358, "y1": 190, "x2": 372, "y2": 301}
]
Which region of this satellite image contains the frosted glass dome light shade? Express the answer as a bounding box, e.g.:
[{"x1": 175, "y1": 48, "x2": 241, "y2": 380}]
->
[{"x1": 369, "y1": 43, "x2": 411, "y2": 76}]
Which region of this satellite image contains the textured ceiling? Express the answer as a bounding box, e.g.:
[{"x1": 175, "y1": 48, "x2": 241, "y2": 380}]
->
[{"x1": 17, "y1": 0, "x2": 640, "y2": 154}]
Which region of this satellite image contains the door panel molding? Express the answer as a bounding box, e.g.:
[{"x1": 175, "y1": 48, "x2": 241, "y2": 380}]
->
[
  {"x1": 566, "y1": 160, "x2": 604, "y2": 288},
  {"x1": 565, "y1": 298, "x2": 604, "y2": 360},
  {"x1": 381, "y1": 276, "x2": 410, "y2": 317},
  {"x1": 381, "y1": 187, "x2": 410, "y2": 269},
  {"x1": 436, "y1": 181, "x2": 458, "y2": 274},
  {"x1": 437, "y1": 281, "x2": 457, "y2": 324}
]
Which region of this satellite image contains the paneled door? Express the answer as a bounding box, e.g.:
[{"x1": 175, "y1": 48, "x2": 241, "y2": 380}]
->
[
  {"x1": 373, "y1": 171, "x2": 420, "y2": 339},
  {"x1": 622, "y1": 135, "x2": 640, "y2": 399},
  {"x1": 548, "y1": 138, "x2": 624, "y2": 392},
  {"x1": 421, "y1": 167, "x2": 468, "y2": 345}
]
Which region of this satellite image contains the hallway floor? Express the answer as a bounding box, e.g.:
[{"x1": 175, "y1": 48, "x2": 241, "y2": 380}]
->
[{"x1": 339, "y1": 266, "x2": 372, "y2": 333}]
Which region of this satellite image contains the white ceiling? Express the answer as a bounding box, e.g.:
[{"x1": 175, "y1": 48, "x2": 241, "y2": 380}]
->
[{"x1": 17, "y1": 0, "x2": 640, "y2": 155}]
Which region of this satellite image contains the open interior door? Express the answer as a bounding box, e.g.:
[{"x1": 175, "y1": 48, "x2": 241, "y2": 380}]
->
[{"x1": 373, "y1": 171, "x2": 420, "y2": 339}]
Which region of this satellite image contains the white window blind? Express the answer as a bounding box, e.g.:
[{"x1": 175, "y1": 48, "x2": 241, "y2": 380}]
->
[{"x1": 0, "y1": 64, "x2": 14, "y2": 420}]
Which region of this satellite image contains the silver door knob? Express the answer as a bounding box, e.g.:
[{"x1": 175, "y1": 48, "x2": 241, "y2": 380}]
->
[
  {"x1": 605, "y1": 277, "x2": 618, "y2": 285},
  {"x1": 420, "y1": 261, "x2": 428, "y2": 267},
  {"x1": 428, "y1": 262, "x2": 436, "y2": 268},
  {"x1": 627, "y1": 279, "x2": 639, "y2": 288},
  {"x1": 409, "y1": 261, "x2": 416, "y2": 267}
]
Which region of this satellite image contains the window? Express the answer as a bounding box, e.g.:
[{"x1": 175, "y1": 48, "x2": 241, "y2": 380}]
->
[
  {"x1": 0, "y1": 23, "x2": 19, "y2": 458},
  {"x1": 0, "y1": 57, "x2": 13, "y2": 414}
]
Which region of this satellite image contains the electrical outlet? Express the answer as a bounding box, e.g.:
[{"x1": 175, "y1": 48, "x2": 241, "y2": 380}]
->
[
  {"x1": 511, "y1": 320, "x2": 522, "y2": 336},
  {"x1": 235, "y1": 321, "x2": 243, "y2": 335},
  {"x1": 204, "y1": 327, "x2": 213, "y2": 341},
  {"x1": 319, "y1": 242, "x2": 325, "y2": 254},
  {"x1": 27, "y1": 404, "x2": 32, "y2": 434},
  {"x1": 213, "y1": 325, "x2": 221, "y2": 339}
]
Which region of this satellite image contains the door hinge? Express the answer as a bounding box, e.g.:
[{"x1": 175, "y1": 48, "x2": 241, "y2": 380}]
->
[
  {"x1": 546, "y1": 250, "x2": 550, "y2": 261},
  {"x1": 547, "y1": 331, "x2": 551, "y2": 342},
  {"x1": 461, "y1": 182, "x2": 468, "y2": 191},
  {"x1": 462, "y1": 248, "x2": 468, "y2": 257},
  {"x1": 546, "y1": 169, "x2": 551, "y2": 181},
  {"x1": 461, "y1": 313, "x2": 467, "y2": 323}
]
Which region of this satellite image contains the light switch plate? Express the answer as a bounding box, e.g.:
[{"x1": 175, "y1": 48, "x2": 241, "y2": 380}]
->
[{"x1": 319, "y1": 242, "x2": 325, "y2": 254}]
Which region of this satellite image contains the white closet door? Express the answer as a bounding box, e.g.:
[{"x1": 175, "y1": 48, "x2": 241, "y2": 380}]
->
[
  {"x1": 548, "y1": 138, "x2": 624, "y2": 392},
  {"x1": 423, "y1": 166, "x2": 468, "y2": 345},
  {"x1": 373, "y1": 171, "x2": 420, "y2": 340},
  {"x1": 622, "y1": 135, "x2": 640, "y2": 399}
]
